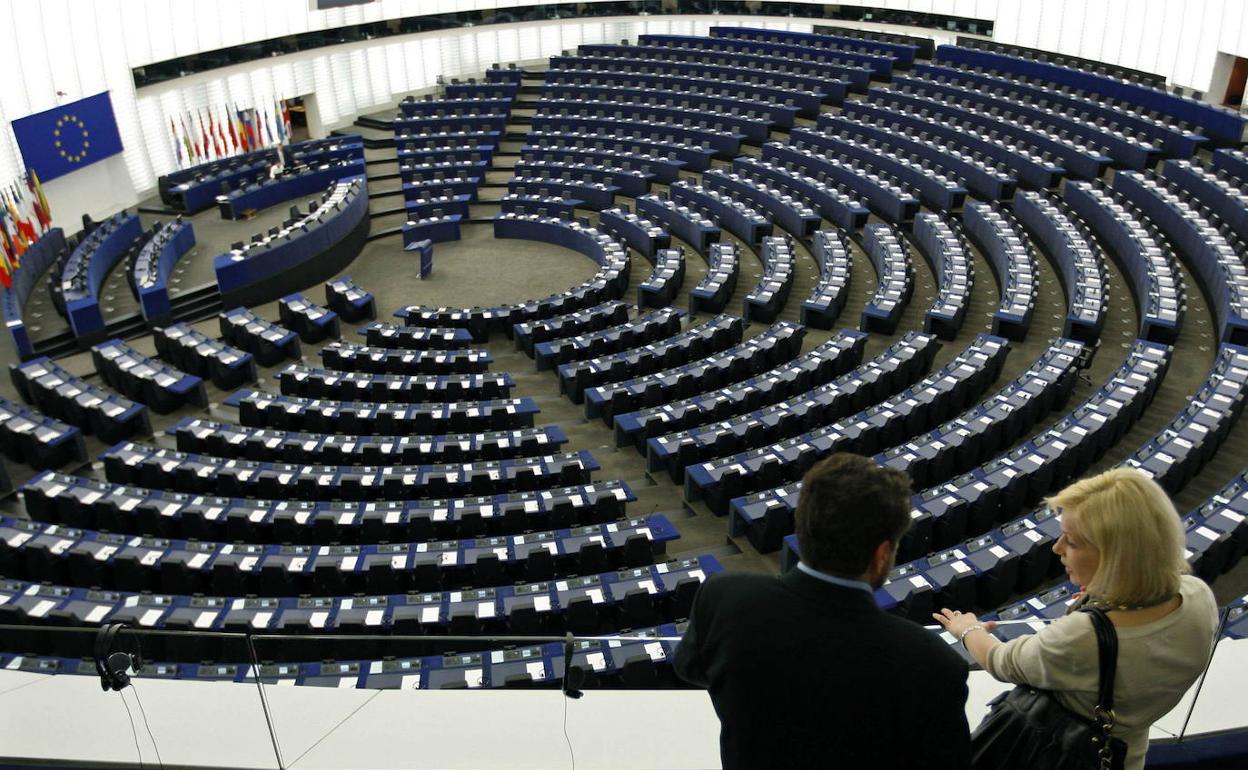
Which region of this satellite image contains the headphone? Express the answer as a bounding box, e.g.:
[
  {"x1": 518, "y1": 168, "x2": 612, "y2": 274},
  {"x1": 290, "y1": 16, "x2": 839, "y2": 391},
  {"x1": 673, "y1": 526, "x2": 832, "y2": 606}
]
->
[{"x1": 94, "y1": 623, "x2": 143, "y2": 692}]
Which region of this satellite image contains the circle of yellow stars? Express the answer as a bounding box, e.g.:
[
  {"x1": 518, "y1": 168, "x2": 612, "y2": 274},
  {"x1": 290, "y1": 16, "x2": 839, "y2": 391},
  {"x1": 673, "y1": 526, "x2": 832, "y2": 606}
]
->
[{"x1": 53, "y1": 114, "x2": 90, "y2": 163}]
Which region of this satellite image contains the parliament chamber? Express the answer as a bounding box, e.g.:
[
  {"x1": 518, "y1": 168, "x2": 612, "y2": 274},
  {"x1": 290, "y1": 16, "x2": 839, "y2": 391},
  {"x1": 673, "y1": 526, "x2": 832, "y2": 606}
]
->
[{"x1": 0, "y1": 1, "x2": 1247, "y2": 768}]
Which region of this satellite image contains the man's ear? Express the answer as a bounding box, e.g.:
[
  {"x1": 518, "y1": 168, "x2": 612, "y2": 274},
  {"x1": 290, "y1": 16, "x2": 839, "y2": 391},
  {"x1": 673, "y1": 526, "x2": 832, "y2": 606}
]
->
[{"x1": 871, "y1": 540, "x2": 895, "y2": 577}]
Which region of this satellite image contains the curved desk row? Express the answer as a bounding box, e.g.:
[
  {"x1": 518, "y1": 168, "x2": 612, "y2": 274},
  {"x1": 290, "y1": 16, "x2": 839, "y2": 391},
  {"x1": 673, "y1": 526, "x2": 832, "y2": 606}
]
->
[
  {"x1": 60, "y1": 213, "x2": 143, "y2": 340},
  {"x1": 218, "y1": 158, "x2": 367, "y2": 220},
  {"x1": 2, "y1": 228, "x2": 66, "y2": 359},
  {"x1": 133, "y1": 220, "x2": 196, "y2": 323},
  {"x1": 214, "y1": 176, "x2": 369, "y2": 308}
]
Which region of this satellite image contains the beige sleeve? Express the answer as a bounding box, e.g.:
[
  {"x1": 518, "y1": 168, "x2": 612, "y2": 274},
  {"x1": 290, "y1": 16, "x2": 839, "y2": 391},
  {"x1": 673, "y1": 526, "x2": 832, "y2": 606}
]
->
[{"x1": 984, "y1": 613, "x2": 1099, "y2": 691}]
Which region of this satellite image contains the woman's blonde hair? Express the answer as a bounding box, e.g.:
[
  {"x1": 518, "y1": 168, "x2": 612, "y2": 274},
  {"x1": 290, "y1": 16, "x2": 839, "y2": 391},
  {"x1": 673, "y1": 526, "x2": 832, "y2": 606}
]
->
[{"x1": 1047, "y1": 467, "x2": 1188, "y2": 605}]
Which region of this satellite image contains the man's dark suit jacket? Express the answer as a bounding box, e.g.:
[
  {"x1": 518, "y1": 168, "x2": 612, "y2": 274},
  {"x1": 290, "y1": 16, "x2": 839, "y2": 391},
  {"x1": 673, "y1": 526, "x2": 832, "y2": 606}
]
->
[{"x1": 673, "y1": 568, "x2": 971, "y2": 770}]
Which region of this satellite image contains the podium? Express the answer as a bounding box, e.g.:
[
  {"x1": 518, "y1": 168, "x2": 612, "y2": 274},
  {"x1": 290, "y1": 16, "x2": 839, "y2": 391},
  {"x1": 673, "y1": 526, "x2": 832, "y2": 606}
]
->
[{"x1": 407, "y1": 238, "x2": 434, "y2": 279}]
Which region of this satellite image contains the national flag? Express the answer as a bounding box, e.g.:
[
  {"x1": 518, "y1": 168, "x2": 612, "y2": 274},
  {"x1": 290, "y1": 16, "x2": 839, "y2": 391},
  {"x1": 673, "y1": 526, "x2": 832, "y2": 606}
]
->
[
  {"x1": 170, "y1": 117, "x2": 184, "y2": 168},
  {"x1": 225, "y1": 105, "x2": 240, "y2": 154},
  {"x1": 274, "y1": 100, "x2": 287, "y2": 143},
  {"x1": 30, "y1": 170, "x2": 50, "y2": 230},
  {"x1": 239, "y1": 107, "x2": 255, "y2": 152},
  {"x1": 180, "y1": 115, "x2": 199, "y2": 164},
  {"x1": 262, "y1": 106, "x2": 274, "y2": 146},
  {"x1": 25, "y1": 171, "x2": 49, "y2": 231},
  {"x1": 211, "y1": 108, "x2": 227, "y2": 157},
  {"x1": 0, "y1": 208, "x2": 16, "y2": 287},
  {"x1": 281, "y1": 99, "x2": 292, "y2": 141},
  {"x1": 234, "y1": 105, "x2": 249, "y2": 152},
  {"x1": 10, "y1": 185, "x2": 38, "y2": 246},
  {"x1": 3, "y1": 189, "x2": 30, "y2": 260}
]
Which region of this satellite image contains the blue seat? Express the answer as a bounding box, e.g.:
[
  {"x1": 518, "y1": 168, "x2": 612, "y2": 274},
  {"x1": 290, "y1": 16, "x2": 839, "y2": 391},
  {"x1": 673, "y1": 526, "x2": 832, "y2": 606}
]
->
[
  {"x1": 0, "y1": 512, "x2": 678, "y2": 597},
  {"x1": 224, "y1": 389, "x2": 540, "y2": 435},
  {"x1": 635, "y1": 194, "x2": 721, "y2": 256},
  {"x1": 670, "y1": 181, "x2": 771, "y2": 247},
  {"x1": 744, "y1": 236, "x2": 796, "y2": 323},
  {"x1": 276, "y1": 365, "x2": 513, "y2": 403},
  {"x1": 843, "y1": 99, "x2": 1062, "y2": 190},
  {"x1": 100, "y1": 441, "x2": 599, "y2": 501},
  {"x1": 912, "y1": 213, "x2": 974, "y2": 340},
  {"x1": 599, "y1": 206, "x2": 671, "y2": 261},
  {"x1": 522, "y1": 143, "x2": 684, "y2": 185},
  {"x1": 801, "y1": 229, "x2": 853, "y2": 329},
  {"x1": 1063, "y1": 182, "x2": 1184, "y2": 344},
  {"x1": 514, "y1": 159, "x2": 652, "y2": 198},
  {"x1": 0, "y1": 396, "x2": 86, "y2": 470},
  {"x1": 219, "y1": 307, "x2": 302, "y2": 366},
  {"x1": 1114, "y1": 171, "x2": 1248, "y2": 345},
  {"x1": 713, "y1": 26, "x2": 917, "y2": 69},
  {"x1": 638, "y1": 247, "x2": 686, "y2": 309},
  {"x1": 213, "y1": 177, "x2": 368, "y2": 301},
  {"x1": 876, "y1": 338, "x2": 1086, "y2": 492},
  {"x1": 168, "y1": 417, "x2": 567, "y2": 466},
  {"x1": 859, "y1": 224, "x2": 915, "y2": 335},
  {"x1": 1013, "y1": 191, "x2": 1109, "y2": 344},
  {"x1": 0, "y1": 555, "x2": 720, "y2": 662},
  {"x1": 732, "y1": 155, "x2": 869, "y2": 231},
  {"x1": 498, "y1": 194, "x2": 581, "y2": 219},
  {"x1": 703, "y1": 167, "x2": 821, "y2": 238},
  {"x1": 618, "y1": 329, "x2": 866, "y2": 452},
  {"x1": 716, "y1": 335, "x2": 1008, "y2": 534},
  {"x1": 91, "y1": 339, "x2": 207, "y2": 415},
  {"x1": 664, "y1": 331, "x2": 940, "y2": 488},
  {"x1": 279, "y1": 293, "x2": 344, "y2": 344},
  {"x1": 360, "y1": 322, "x2": 474, "y2": 350},
  {"x1": 557, "y1": 315, "x2": 742, "y2": 404},
  {"x1": 543, "y1": 62, "x2": 809, "y2": 123},
  {"x1": 935, "y1": 44, "x2": 1245, "y2": 145},
  {"x1": 585, "y1": 321, "x2": 804, "y2": 425},
  {"x1": 513, "y1": 300, "x2": 630, "y2": 356},
  {"x1": 55, "y1": 212, "x2": 143, "y2": 339},
  {"x1": 9, "y1": 357, "x2": 151, "y2": 444},
  {"x1": 690, "y1": 242, "x2": 739, "y2": 315},
  {"x1": 821, "y1": 110, "x2": 1018, "y2": 201},
  {"x1": 534, "y1": 307, "x2": 685, "y2": 371},
  {"x1": 548, "y1": 54, "x2": 826, "y2": 115},
  {"x1": 131, "y1": 219, "x2": 196, "y2": 323},
  {"x1": 962, "y1": 201, "x2": 1039, "y2": 342},
  {"x1": 867, "y1": 84, "x2": 1108, "y2": 180},
  {"x1": 762, "y1": 141, "x2": 920, "y2": 223},
  {"x1": 324, "y1": 276, "x2": 376, "y2": 323},
  {"x1": 23, "y1": 470, "x2": 635, "y2": 544},
  {"x1": 153, "y1": 323, "x2": 257, "y2": 390},
  {"x1": 219, "y1": 158, "x2": 367, "y2": 219}
]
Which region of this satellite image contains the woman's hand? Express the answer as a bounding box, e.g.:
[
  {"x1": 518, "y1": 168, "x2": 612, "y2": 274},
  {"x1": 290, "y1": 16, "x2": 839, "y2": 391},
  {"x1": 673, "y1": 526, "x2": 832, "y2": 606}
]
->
[{"x1": 932, "y1": 608, "x2": 998, "y2": 637}]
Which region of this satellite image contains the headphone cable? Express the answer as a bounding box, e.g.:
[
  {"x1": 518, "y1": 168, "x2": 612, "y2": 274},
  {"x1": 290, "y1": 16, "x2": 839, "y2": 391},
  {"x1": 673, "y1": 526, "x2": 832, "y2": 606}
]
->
[
  {"x1": 129, "y1": 681, "x2": 167, "y2": 770},
  {"x1": 117, "y1": 689, "x2": 146, "y2": 770}
]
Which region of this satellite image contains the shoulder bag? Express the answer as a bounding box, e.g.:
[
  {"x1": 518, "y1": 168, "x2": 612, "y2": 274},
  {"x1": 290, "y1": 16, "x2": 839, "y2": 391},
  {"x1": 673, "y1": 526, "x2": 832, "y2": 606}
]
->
[{"x1": 970, "y1": 607, "x2": 1127, "y2": 770}]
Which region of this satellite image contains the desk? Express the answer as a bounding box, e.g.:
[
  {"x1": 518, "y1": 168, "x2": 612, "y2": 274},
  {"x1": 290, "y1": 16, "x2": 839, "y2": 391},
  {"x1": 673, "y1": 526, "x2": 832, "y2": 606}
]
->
[
  {"x1": 2, "y1": 228, "x2": 66, "y2": 359},
  {"x1": 135, "y1": 221, "x2": 196, "y2": 323},
  {"x1": 214, "y1": 176, "x2": 368, "y2": 308},
  {"x1": 219, "y1": 160, "x2": 367, "y2": 219},
  {"x1": 61, "y1": 214, "x2": 143, "y2": 339}
]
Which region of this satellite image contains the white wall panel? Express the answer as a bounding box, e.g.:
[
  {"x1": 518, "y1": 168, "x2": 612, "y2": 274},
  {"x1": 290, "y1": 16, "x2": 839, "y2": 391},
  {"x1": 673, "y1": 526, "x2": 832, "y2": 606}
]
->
[
  {"x1": 1077, "y1": 0, "x2": 1107, "y2": 63},
  {"x1": 10, "y1": 0, "x2": 1248, "y2": 224}
]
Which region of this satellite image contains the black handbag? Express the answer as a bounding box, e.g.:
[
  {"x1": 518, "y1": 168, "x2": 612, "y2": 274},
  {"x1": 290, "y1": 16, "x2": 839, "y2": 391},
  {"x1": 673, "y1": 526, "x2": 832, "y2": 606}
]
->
[{"x1": 970, "y1": 608, "x2": 1128, "y2": 770}]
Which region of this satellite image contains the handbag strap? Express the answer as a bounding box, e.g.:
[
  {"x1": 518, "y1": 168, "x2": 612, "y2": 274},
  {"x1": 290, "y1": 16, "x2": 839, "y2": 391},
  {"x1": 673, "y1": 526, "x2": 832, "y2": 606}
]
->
[
  {"x1": 1082, "y1": 607, "x2": 1119, "y2": 713},
  {"x1": 1081, "y1": 607, "x2": 1120, "y2": 769}
]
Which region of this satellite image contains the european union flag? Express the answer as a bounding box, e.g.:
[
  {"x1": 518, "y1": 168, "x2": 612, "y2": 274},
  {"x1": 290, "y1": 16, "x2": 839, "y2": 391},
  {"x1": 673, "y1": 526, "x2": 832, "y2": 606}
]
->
[{"x1": 11, "y1": 92, "x2": 125, "y2": 182}]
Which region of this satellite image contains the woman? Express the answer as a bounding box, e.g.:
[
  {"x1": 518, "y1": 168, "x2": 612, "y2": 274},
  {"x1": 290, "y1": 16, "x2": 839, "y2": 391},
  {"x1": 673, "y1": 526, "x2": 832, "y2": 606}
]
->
[{"x1": 934, "y1": 467, "x2": 1219, "y2": 770}]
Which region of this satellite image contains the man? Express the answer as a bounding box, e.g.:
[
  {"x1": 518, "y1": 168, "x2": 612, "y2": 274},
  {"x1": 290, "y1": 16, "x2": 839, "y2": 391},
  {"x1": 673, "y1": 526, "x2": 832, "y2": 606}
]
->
[{"x1": 674, "y1": 453, "x2": 970, "y2": 769}]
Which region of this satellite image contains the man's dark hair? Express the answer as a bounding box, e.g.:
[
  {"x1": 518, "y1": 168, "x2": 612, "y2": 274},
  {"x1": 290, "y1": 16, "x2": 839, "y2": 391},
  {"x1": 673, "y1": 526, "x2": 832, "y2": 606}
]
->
[{"x1": 794, "y1": 453, "x2": 913, "y2": 576}]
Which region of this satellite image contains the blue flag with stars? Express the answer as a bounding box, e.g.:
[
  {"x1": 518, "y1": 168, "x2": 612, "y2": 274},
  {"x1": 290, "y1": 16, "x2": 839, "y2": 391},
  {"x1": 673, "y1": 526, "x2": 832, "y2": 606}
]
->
[{"x1": 11, "y1": 92, "x2": 125, "y2": 182}]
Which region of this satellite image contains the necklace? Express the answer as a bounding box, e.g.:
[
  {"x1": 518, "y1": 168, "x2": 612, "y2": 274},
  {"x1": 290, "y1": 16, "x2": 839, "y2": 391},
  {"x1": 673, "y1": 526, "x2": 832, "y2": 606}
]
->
[{"x1": 1080, "y1": 592, "x2": 1177, "y2": 612}]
